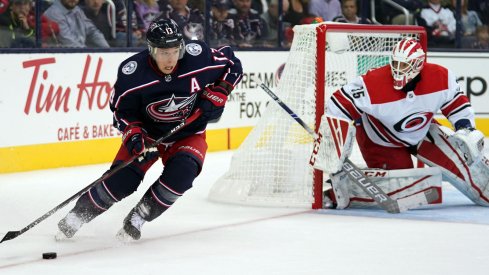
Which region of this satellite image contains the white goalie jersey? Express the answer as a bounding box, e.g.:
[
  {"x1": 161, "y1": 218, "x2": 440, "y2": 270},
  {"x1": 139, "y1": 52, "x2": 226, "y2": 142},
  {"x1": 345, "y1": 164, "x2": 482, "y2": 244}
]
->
[{"x1": 326, "y1": 63, "x2": 474, "y2": 148}]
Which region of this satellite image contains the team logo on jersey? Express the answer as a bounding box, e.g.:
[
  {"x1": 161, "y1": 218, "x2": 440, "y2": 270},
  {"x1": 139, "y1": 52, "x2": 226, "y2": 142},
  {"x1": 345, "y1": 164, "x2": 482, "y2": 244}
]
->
[
  {"x1": 122, "y1": 61, "x2": 137, "y2": 75},
  {"x1": 146, "y1": 93, "x2": 197, "y2": 122},
  {"x1": 185, "y1": 43, "x2": 202, "y2": 56},
  {"x1": 393, "y1": 112, "x2": 434, "y2": 133}
]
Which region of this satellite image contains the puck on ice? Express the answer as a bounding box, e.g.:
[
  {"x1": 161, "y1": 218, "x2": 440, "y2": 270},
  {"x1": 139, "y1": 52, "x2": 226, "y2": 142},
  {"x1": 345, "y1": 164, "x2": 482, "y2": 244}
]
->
[{"x1": 42, "y1": 252, "x2": 57, "y2": 259}]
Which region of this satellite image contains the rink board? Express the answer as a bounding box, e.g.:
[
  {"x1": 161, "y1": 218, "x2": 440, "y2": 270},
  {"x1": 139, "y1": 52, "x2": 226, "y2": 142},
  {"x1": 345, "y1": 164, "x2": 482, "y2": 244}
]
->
[{"x1": 2, "y1": 51, "x2": 489, "y2": 173}]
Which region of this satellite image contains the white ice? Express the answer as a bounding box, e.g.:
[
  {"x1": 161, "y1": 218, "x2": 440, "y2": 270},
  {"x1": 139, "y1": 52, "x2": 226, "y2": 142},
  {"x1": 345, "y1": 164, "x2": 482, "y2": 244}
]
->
[{"x1": 1, "y1": 150, "x2": 489, "y2": 275}]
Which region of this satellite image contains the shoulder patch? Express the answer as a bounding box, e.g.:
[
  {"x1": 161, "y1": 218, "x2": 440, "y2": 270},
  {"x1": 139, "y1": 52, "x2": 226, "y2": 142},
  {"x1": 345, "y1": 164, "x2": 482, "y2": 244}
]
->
[
  {"x1": 185, "y1": 43, "x2": 202, "y2": 56},
  {"x1": 122, "y1": 61, "x2": 137, "y2": 75}
]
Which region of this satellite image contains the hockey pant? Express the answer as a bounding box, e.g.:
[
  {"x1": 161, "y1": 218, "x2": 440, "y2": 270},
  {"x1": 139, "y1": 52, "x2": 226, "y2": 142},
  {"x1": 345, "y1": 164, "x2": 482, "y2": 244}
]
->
[
  {"x1": 416, "y1": 124, "x2": 489, "y2": 206},
  {"x1": 73, "y1": 133, "x2": 207, "y2": 220}
]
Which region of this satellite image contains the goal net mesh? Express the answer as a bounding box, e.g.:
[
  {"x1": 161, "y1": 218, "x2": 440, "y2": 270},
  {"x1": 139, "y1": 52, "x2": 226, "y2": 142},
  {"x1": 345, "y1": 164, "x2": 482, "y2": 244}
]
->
[{"x1": 208, "y1": 23, "x2": 426, "y2": 208}]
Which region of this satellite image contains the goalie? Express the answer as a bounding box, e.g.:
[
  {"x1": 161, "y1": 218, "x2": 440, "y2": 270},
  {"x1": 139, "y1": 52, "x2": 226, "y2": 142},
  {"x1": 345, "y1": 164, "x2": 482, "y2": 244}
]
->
[{"x1": 314, "y1": 37, "x2": 487, "y2": 210}]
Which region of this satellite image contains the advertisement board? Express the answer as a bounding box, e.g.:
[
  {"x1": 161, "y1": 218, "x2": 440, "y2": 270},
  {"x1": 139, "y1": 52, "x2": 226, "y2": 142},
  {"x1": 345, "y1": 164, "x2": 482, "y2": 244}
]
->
[{"x1": 1, "y1": 50, "x2": 488, "y2": 173}]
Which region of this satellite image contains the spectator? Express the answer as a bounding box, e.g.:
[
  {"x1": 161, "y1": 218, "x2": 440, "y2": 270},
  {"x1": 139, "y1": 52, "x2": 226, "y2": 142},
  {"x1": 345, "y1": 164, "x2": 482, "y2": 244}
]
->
[
  {"x1": 333, "y1": 0, "x2": 372, "y2": 24},
  {"x1": 44, "y1": 0, "x2": 109, "y2": 47},
  {"x1": 230, "y1": 0, "x2": 268, "y2": 47},
  {"x1": 261, "y1": 0, "x2": 292, "y2": 47},
  {"x1": 0, "y1": 0, "x2": 59, "y2": 48},
  {"x1": 209, "y1": 0, "x2": 236, "y2": 47},
  {"x1": 252, "y1": 0, "x2": 267, "y2": 14},
  {"x1": 452, "y1": 0, "x2": 483, "y2": 36},
  {"x1": 81, "y1": 0, "x2": 116, "y2": 44},
  {"x1": 187, "y1": 0, "x2": 203, "y2": 11},
  {"x1": 419, "y1": 0, "x2": 456, "y2": 47},
  {"x1": 165, "y1": 0, "x2": 204, "y2": 40},
  {"x1": 112, "y1": 0, "x2": 145, "y2": 47},
  {"x1": 133, "y1": 0, "x2": 161, "y2": 34},
  {"x1": 377, "y1": 0, "x2": 423, "y2": 25},
  {"x1": 283, "y1": 0, "x2": 310, "y2": 27},
  {"x1": 470, "y1": 24, "x2": 489, "y2": 48},
  {"x1": 308, "y1": 0, "x2": 341, "y2": 22},
  {"x1": 468, "y1": 0, "x2": 489, "y2": 24}
]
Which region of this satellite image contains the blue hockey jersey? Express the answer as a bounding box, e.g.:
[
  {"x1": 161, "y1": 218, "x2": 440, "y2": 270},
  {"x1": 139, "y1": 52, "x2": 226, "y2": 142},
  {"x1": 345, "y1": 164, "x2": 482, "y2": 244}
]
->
[{"x1": 110, "y1": 40, "x2": 243, "y2": 142}]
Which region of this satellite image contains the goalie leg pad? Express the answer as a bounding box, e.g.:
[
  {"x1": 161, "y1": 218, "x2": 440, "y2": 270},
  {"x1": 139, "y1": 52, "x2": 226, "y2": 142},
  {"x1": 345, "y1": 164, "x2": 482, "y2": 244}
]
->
[
  {"x1": 416, "y1": 124, "x2": 489, "y2": 206},
  {"x1": 329, "y1": 170, "x2": 351, "y2": 209},
  {"x1": 349, "y1": 167, "x2": 443, "y2": 208},
  {"x1": 328, "y1": 167, "x2": 443, "y2": 209}
]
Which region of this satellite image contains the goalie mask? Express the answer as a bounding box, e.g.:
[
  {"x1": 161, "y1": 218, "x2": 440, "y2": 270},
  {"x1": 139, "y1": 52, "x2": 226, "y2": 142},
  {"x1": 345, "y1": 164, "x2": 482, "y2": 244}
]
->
[
  {"x1": 146, "y1": 19, "x2": 185, "y2": 60},
  {"x1": 390, "y1": 38, "x2": 426, "y2": 90}
]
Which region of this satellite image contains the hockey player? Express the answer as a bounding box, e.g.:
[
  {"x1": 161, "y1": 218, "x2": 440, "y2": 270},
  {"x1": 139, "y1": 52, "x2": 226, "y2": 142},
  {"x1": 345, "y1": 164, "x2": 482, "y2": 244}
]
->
[
  {"x1": 321, "y1": 37, "x2": 487, "y2": 209},
  {"x1": 55, "y1": 18, "x2": 243, "y2": 241}
]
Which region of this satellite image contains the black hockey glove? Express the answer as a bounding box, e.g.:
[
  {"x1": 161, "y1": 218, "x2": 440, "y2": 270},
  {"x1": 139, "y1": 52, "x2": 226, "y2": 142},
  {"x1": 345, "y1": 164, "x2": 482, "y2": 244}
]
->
[
  {"x1": 198, "y1": 85, "x2": 230, "y2": 122},
  {"x1": 122, "y1": 125, "x2": 146, "y2": 156}
]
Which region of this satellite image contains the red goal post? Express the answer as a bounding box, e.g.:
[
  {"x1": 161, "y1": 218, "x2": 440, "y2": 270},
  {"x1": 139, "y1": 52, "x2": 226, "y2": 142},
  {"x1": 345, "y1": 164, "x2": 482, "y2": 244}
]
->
[{"x1": 209, "y1": 23, "x2": 428, "y2": 209}]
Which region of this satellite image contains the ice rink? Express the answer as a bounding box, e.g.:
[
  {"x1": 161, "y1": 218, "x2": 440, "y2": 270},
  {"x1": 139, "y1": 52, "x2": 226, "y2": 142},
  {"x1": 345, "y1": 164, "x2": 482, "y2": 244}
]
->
[{"x1": 1, "y1": 150, "x2": 489, "y2": 275}]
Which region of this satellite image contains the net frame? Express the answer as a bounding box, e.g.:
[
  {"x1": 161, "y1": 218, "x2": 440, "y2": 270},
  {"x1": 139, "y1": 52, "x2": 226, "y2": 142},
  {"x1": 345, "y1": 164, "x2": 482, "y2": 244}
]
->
[{"x1": 209, "y1": 23, "x2": 427, "y2": 209}]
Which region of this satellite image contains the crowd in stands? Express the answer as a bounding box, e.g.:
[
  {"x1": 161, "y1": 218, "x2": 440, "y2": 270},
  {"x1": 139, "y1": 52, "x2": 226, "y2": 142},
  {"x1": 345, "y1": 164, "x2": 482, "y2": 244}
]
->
[{"x1": 0, "y1": 0, "x2": 488, "y2": 50}]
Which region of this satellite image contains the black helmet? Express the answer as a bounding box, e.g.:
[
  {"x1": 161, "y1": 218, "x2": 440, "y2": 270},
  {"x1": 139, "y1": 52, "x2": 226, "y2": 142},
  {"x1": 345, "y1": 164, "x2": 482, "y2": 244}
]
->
[{"x1": 146, "y1": 19, "x2": 185, "y2": 59}]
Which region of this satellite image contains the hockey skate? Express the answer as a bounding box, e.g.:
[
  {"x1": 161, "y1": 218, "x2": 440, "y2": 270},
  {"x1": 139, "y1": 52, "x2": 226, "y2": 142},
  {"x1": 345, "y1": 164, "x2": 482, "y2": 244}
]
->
[
  {"x1": 55, "y1": 211, "x2": 85, "y2": 241},
  {"x1": 116, "y1": 208, "x2": 146, "y2": 242}
]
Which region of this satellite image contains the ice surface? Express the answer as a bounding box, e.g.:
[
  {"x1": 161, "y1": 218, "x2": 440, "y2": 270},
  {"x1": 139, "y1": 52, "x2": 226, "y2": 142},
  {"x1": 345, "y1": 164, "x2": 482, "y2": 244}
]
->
[{"x1": 1, "y1": 150, "x2": 489, "y2": 275}]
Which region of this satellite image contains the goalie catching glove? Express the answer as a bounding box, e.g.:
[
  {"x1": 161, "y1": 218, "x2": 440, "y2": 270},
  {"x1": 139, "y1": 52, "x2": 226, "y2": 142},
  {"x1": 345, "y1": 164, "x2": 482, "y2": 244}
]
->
[
  {"x1": 448, "y1": 119, "x2": 484, "y2": 165},
  {"x1": 449, "y1": 124, "x2": 485, "y2": 165}
]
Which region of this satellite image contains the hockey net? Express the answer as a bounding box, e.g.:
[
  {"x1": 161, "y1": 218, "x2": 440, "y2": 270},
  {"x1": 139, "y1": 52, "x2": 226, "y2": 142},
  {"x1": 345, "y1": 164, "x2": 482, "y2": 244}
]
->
[{"x1": 208, "y1": 23, "x2": 427, "y2": 208}]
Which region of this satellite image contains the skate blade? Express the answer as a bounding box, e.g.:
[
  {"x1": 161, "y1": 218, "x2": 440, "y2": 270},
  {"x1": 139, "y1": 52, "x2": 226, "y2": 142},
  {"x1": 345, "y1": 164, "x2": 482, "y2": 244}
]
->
[{"x1": 116, "y1": 228, "x2": 137, "y2": 243}]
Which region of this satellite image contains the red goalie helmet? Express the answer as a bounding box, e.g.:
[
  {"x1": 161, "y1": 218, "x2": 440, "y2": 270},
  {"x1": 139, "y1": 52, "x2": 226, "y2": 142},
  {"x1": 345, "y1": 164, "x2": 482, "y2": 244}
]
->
[{"x1": 390, "y1": 38, "x2": 426, "y2": 90}]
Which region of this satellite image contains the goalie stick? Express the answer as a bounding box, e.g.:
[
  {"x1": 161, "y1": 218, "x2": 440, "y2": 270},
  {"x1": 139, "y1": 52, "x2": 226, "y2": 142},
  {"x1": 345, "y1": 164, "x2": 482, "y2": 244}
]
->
[
  {"x1": 0, "y1": 109, "x2": 202, "y2": 244},
  {"x1": 254, "y1": 78, "x2": 439, "y2": 213}
]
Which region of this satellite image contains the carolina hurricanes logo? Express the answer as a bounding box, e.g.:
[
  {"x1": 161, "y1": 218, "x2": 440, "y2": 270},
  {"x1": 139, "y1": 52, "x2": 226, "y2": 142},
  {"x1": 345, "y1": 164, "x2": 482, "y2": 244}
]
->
[
  {"x1": 393, "y1": 111, "x2": 434, "y2": 133},
  {"x1": 146, "y1": 94, "x2": 197, "y2": 122}
]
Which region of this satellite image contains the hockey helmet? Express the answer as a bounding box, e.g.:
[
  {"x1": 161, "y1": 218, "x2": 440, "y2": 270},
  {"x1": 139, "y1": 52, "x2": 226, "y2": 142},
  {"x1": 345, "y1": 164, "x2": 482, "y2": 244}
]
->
[
  {"x1": 390, "y1": 37, "x2": 426, "y2": 90},
  {"x1": 146, "y1": 18, "x2": 185, "y2": 59}
]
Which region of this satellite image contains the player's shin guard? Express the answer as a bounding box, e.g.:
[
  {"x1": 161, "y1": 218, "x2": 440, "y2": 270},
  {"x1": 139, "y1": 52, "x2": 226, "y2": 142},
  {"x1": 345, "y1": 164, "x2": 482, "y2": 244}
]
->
[
  {"x1": 117, "y1": 155, "x2": 200, "y2": 241},
  {"x1": 56, "y1": 192, "x2": 106, "y2": 239},
  {"x1": 57, "y1": 167, "x2": 143, "y2": 240},
  {"x1": 416, "y1": 124, "x2": 489, "y2": 206},
  {"x1": 117, "y1": 189, "x2": 165, "y2": 241}
]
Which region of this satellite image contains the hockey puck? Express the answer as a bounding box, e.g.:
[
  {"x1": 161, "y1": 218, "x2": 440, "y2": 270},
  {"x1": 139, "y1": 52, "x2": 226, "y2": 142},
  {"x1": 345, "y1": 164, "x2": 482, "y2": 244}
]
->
[{"x1": 42, "y1": 252, "x2": 57, "y2": 260}]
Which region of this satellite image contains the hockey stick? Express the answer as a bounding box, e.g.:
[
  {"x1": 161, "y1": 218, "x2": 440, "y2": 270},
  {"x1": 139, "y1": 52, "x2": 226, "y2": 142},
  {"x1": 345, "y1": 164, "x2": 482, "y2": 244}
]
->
[
  {"x1": 0, "y1": 109, "x2": 202, "y2": 243},
  {"x1": 254, "y1": 79, "x2": 438, "y2": 213}
]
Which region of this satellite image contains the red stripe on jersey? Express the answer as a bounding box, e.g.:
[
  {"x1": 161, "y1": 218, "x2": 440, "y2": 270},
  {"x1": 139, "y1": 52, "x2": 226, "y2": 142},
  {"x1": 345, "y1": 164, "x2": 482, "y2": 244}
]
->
[
  {"x1": 362, "y1": 64, "x2": 449, "y2": 104},
  {"x1": 366, "y1": 115, "x2": 408, "y2": 147},
  {"x1": 331, "y1": 90, "x2": 362, "y2": 120},
  {"x1": 411, "y1": 63, "x2": 449, "y2": 95},
  {"x1": 440, "y1": 94, "x2": 470, "y2": 117}
]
